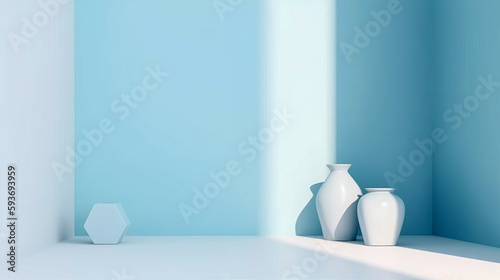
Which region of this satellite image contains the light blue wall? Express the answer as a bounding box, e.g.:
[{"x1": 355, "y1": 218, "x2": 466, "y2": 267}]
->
[
  {"x1": 75, "y1": 0, "x2": 437, "y2": 236},
  {"x1": 433, "y1": 0, "x2": 500, "y2": 247},
  {"x1": 75, "y1": 0, "x2": 262, "y2": 235},
  {"x1": 336, "y1": 0, "x2": 433, "y2": 234}
]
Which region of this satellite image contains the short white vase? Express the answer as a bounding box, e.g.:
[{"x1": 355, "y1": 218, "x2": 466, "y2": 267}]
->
[
  {"x1": 357, "y1": 188, "x2": 405, "y2": 246},
  {"x1": 316, "y1": 164, "x2": 362, "y2": 241}
]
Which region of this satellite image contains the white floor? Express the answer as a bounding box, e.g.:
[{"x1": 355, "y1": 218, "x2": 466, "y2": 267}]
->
[{"x1": 3, "y1": 235, "x2": 500, "y2": 280}]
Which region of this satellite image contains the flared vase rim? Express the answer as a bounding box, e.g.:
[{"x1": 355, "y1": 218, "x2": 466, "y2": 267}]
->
[
  {"x1": 365, "y1": 188, "x2": 395, "y2": 193},
  {"x1": 326, "y1": 164, "x2": 352, "y2": 171}
]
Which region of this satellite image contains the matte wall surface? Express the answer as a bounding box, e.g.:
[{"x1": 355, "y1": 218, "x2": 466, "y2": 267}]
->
[
  {"x1": 336, "y1": 0, "x2": 433, "y2": 234},
  {"x1": 0, "y1": 0, "x2": 74, "y2": 254},
  {"x1": 76, "y1": 0, "x2": 435, "y2": 236},
  {"x1": 433, "y1": 0, "x2": 500, "y2": 247},
  {"x1": 75, "y1": 0, "x2": 262, "y2": 235},
  {"x1": 76, "y1": 0, "x2": 337, "y2": 236}
]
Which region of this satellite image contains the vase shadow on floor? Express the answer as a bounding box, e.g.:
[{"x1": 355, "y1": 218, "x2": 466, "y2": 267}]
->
[{"x1": 295, "y1": 182, "x2": 323, "y2": 236}]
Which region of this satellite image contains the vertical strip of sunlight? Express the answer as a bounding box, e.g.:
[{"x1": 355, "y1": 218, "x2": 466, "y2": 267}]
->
[{"x1": 260, "y1": 0, "x2": 335, "y2": 235}]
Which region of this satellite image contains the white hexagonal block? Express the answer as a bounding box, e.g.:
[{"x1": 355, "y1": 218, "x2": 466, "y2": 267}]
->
[{"x1": 84, "y1": 203, "x2": 131, "y2": 245}]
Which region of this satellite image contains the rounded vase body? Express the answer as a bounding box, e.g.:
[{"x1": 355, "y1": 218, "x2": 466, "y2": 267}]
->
[
  {"x1": 316, "y1": 164, "x2": 362, "y2": 241},
  {"x1": 357, "y1": 188, "x2": 405, "y2": 246}
]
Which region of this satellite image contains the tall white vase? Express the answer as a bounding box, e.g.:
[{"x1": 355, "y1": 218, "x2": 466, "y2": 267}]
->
[
  {"x1": 316, "y1": 164, "x2": 362, "y2": 241},
  {"x1": 357, "y1": 188, "x2": 405, "y2": 246}
]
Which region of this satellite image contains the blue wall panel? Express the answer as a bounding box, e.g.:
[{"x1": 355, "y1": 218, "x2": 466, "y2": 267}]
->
[
  {"x1": 433, "y1": 0, "x2": 500, "y2": 247},
  {"x1": 75, "y1": 0, "x2": 262, "y2": 235}
]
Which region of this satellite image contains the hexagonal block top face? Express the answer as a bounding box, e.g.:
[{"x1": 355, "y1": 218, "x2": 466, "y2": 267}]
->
[{"x1": 84, "y1": 203, "x2": 131, "y2": 245}]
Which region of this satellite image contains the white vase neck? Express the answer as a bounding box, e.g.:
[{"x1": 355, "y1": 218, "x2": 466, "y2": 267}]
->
[{"x1": 327, "y1": 164, "x2": 352, "y2": 172}]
